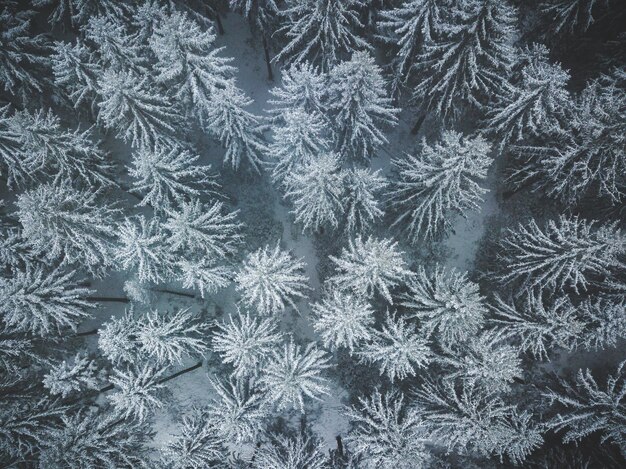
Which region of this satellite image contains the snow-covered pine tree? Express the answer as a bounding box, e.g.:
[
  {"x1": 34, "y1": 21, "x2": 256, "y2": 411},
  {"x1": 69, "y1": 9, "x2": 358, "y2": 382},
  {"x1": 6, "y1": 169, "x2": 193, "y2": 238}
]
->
[
  {"x1": 0, "y1": 105, "x2": 30, "y2": 187},
  {"x1": 0, "y1": 226, "x2": 32, "y2": 270},
  {"x1": 130, "y1": 0, "x2": 169, "y2": 45},
  {"x1": 388, "y1": 131, "x2": 493, "y2": 241},
  {"x1": 328, "y1": 51, "x2": 399, "y2": 161},
  {"x1": 115, "y1": 216, "x2": 174, "y2": 284},
  {"x1": 0, "y1": 265, "x2": 94, "y2": 336},
  {"x1": 211, "y1": 309, "x2": 282, "y2": 378},
  {"x1": 274, "y1": 0, "x2": 370, "y2": 72},
  {"x1": 484, "y1": 44, "x2": 572, "y2": 147},
  {"x1": 489, "y1": 293, "x2": 584, "y2": 360},
  {"x1": 498, "y1": 215, "x2": 625, "y2": 293},
  {"x1": 0, "y1": 9, "x2": 51, "y2": 104},
  {"x1": 512, "y1": 71, "x2": 626, "y2": 203},
  {"x1": 99, "y1": 308, "x2": 207, "y2": 366},
  {"x1": 235, "y1": 243, "x2": 310, "y2": 316},
  {"x1": 51, "y1": 40, "x2": 101, "y2": 110},
  {"x1": 42, "y1": 353, "x2": 104, "y2": 398},
  {"x1": 38, "y1": 410, "x2": 151, "y2": 469},
  {"x1": 36, "y1": 0, "x2": 131, "y2": 28},
  {"x1": 359, "y1": 312, "x2": 432, "y2": 382},
  {"x1": 541, "y1": 0, "x2": 608, "y2": 36},
  {"x1": 5, "y1": 108, "x2": 114, "y2": 187},
  {"x1": 268, "y1": 107, "x2": 331, "y2": 185},
  {"x1": 544, "y1": 361, "x2": 626, "y2": 448},
  {"x1": 414, "y1": 378, "x2": 543, "y2": 463},
  {"x1": 343, "y1": 168, "x2": 386, "y2": 234},
  {"x1": 579, "y1": 298, "x2": 626, "y2": 351},
  {"x1": 268, "y1": 62, "x2": 327, "y2": 119},
  {"x1": 160, "y1": 407, "x2": 225, "y2": 468},
  {"x1": 329, "y1": 236, "x2": 412, "y2": 304},
  {"x1": 202, "y1": 83, "x2": 266, "y2": 171},
  {"x1": 107, "y1": 363, "x2": 166, "y2": 422},
  {"x1": 129, "y1": 145, "x2": 216, "y2": 209},
  {"x1": 413, "y1": 0, "x2": 518, "y2": 120},
  {"x1": 97, "y1": 68, "x2": 181, "y2": 150},
  {"x1": 377, "y1": 0, "x2": 444, "y2": 96},
  {"x1": 84, "y1": 15, "x2": 143, "y2": 72},
  {"x1": 260, "y1": 338, "x2": 330, "y2": 411},
  {"x1": 149, "y1": 10, "x2": 235, "y2": 119},
  {"x1": 163, "y1": 199, "x2": 242, "y2": 259},
  {"x1": 177, "y1": 259, "x2": 232, "y2": 298},
  {"x1": 311, "y1": 288, "x2": 374, "y2": 353},
  {"x1": 439, "y1": 331, "x2": 523, "y2": 394},
  {"x1": 16, "y1": 183, "x2": 119, "y2": 274},
  {"x1": 401, "y1": 265, "x2": 487, "y2": 346},
  {"x1": 345, "y1": 390, "x2": 430, "y2": 469},
  {"x1": 284, "y1": 152, "x2": 345, "y2": 232},
  {"x1": 136, "y1": 309, "x2": 208, "y2": 366},
  {"x1": 252, "y1": 432, "x2": 328, "y2": 469},
  {"x1": 206, "y1": 377, "x2": 266, "y2": 444}
]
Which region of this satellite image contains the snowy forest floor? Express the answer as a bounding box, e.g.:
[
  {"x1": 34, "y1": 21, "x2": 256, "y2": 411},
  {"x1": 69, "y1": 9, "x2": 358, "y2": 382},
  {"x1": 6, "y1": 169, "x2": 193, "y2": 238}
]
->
[{"x1": 56, "y1": 12, "x2": 624, "y2": 461}]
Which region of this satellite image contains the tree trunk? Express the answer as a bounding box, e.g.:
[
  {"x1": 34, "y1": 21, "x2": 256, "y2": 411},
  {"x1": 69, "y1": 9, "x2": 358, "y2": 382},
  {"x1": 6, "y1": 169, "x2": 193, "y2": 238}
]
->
[
  {"x1": 502, "y1": 178, "x2": 534, "y2": 201},
  {"x1": 85, "y1": 296, "x2": 130, "y2": 303},
  {"x1": 75, "y1": 328, "x2": 98, "y2": 337},
  {"x1": 152, "y1": 288, "x2": 195, "y2": 299},
  {"x1": 411, "y1": 114, "x2": 426, "y2": 135},
  {"x1": 157, "y1": 360, "x2": 203, "y2": 385},
  {"x1": 215, "y1": 13, "x2": 225, "y2": 35},
  {"x1": 335, "y1": 436, "x2": 344, "y2": 457},
  {"x1": 262, "y1": 34, "x2": 274, "y2": 81}
]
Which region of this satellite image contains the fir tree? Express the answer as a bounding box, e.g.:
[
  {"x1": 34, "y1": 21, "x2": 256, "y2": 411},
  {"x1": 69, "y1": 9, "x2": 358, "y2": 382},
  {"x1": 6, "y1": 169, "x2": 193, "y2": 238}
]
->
[
  {"x1": 5, "y1": 108, "x2": 114, "y2": 187},
  {"x1": 329, "y1": 51, "x2": 399, "y2": 161},
  {"x1": 284, "y1": 152, "x2": 345, "y2": 232},
  {"x1": 541, "y1": 0, "x2": 608, "y2": 36},
  {"x1": 236, "y1": 243, "x2": 310, "y2": 316},
  {"x1": 260, "y1": 338, "x2": 330, "y2": 411},
  {"x1": 360, "y1": 312, "x2": 432, "y2": 382},
  {"x1": 0, "y1": 265, "x2": 94, "y2": 336},
  {"x1": 274, "y1": 0, "x2": 370, "y2": 72},
  {"x1": 311, "y1": 288, "x2": 375, "y2": 353},
  {"x1": 388, "y1": 131, "x2": 493, "y2": 241},
  {"x1": 163, "y1": 199, "x2": 242, "y2": 260},
  {"x1": 129, "y1": 145, "x2": 215, "y2": 208},
  {"x1": 253, "y1": 432, "x2": 328, "y2": 469},
  {"x1": 207, "y1": 377, "x2": 266, "y2": 444},
  {"x1": 329, "y1": 236, "x2": 412, "y2": 304},
  {"x1": 42, "y1": 353, "x2": 103, "y2": 398},
  {"x1": 498, "y1": 216, "x2": 625, "y2": 293},
  {"x1": 115, "y1": 216, "x2": 174, "y2": 284},
  {"x1": 413, "y1": 0, "x2": 518, "y2": 120},
  {"x1": 343, "y1": 168, "x2": 387, "y2": 233},
  {"x1": 0, "y1": 105, "x2": 29, "y2": 187},
  {"x1": 484, "y1": 44, "x2": 572, "y2": 146},
  {"x1": 414, "y1": 378, "x2": 543, "y2": 463},
  {"x1": 149, "y1": 10, "x2": 235, "y2": 119},
  {"x1": 177, "y1": 259, "x2": 232, "y2": 299},
  {"x1": 512, "y1": 72, "x2": 626, "y2": 203},
  {"x1": 84, "y1": 15, "x2": 143, "y2": 72},
  {"x1": 38, "y1": 410, "x2": 151, "y2": 469},
  {"x1": 16, "y1": 183, "x2": 119, "y2": 274},
  {"x1": 97, "y1": 69, "x2": 181, "y2": 150},
  {"x1": 345, "y1": 390, "x2": 430, "y2": 469},
  {"x1": 161, "y1": 407, "x2": 225, "y2": 468},
  {"x1": 107, "y1": 364, "x2": 166, "y2": 422},
  {"x1": 377, "y1": 0, "x2": 444, "y2": 96},
  {"x1": 544, "y1": 361, "x2": 626, "y2": 448},
  {"x1": 211, "y1": 309, "x2": 282, "y2": 378},
  {"x1": 579, "y1": 298, "x2": 626, "y2": 351},
  {"x1": 202, "y1": 83, "x2": 267, "y2": 171},
  {"x1": 136, "y1": 309, "x2": 208, "y2": 366},
  {"x1": 268, "y1": 107, "x2": 331, "y2": 185},
  {"x1": 488, "y1": 293, "x2": 584, "y2": 359},
  {"x1": 440, "y1": 331, "x2": 523, "y2": 394},
  {"x1": 0, "y1": 9, "x2": 51, "y2": 104},
  {"x1": 401, "y1": 265, "x2": 487, "y2": 346},
  {"x1": 98, "y1": 310, "x2": 139, "y2": 365},
  {"x1": 51, "y1": 40, "x2": 101, "y2": 110},
  {"x1": 268, "y1": 62, "x2": 327, "y2": 118}
]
